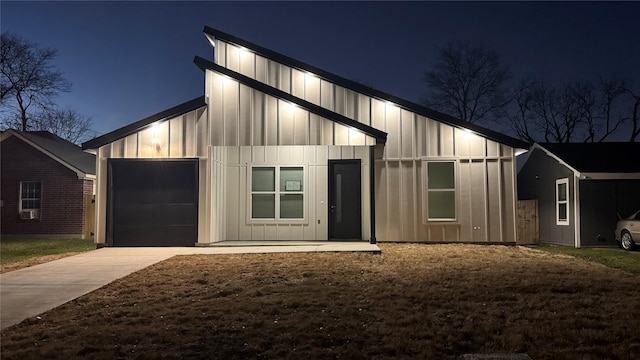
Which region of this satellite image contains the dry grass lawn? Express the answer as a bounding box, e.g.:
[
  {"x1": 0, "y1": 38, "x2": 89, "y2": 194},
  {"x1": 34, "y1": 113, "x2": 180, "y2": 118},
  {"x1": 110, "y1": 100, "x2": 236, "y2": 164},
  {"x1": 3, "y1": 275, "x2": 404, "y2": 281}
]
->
[{"x1": 1, "y1": 244, "x2": 639, "y2": 359}]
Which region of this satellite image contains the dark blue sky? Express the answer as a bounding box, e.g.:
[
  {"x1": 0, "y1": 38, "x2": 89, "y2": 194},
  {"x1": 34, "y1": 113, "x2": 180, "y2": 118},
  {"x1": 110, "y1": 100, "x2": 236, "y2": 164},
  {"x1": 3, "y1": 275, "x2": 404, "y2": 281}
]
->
[{"x1": 3, "y1": 1, "x2": 639, "y2": 137}]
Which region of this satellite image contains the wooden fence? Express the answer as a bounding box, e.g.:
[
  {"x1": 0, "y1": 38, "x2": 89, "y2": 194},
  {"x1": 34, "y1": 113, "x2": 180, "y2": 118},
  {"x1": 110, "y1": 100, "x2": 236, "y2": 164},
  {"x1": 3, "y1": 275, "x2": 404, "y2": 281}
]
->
[
  {"x1": 84, "y1": 195, "x2": 95, "y2": 240},
  {"x1": 517, "y1": 200, "x2": 539, "y2": 245}
]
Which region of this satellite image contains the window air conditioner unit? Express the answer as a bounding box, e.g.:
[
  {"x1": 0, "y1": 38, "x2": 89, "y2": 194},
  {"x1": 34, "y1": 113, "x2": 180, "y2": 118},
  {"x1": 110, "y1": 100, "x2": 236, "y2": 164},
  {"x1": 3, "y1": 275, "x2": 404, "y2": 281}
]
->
[{"x1": 20, "y1": 210, "x2": 36, "y2": 220}]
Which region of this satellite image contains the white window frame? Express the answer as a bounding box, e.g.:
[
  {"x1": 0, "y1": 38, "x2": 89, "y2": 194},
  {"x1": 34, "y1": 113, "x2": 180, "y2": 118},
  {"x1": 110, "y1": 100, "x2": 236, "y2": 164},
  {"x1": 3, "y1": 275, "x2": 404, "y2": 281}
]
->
[
  {"x1": 556, "y1": 178, "x2": 569, "y2": 226},
  {"x1": 248, "y1": 165, "x2": 307, "y2": 224},
  {"x1": 424, "y1": 160, "x2": 457, "y2": 222},
  {"x1": 19, "y1": 181, "x2": 41, "y2": 219}
]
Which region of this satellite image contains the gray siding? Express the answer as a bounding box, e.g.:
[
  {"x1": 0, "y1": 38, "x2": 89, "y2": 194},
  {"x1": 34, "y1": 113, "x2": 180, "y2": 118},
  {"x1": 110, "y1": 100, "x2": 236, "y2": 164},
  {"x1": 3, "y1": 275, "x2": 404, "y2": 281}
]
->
[{"x1": 518, "y1": 148, "x2": 575, "y2": 246}]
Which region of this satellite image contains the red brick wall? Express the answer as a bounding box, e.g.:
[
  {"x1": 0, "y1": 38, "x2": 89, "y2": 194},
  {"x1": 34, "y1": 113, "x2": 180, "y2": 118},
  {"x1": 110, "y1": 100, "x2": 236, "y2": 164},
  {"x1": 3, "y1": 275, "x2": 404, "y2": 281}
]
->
[{"x1": 1, "y1": 136, "x2": 93, "y2": 236}]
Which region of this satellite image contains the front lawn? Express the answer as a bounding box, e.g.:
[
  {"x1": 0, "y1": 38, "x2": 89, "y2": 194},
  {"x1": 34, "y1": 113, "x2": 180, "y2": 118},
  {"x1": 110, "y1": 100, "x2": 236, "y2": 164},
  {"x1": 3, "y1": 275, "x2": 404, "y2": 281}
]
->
[
  {"x1": 0, "y1": 237, "x2": 95, "y2": 273},
  {"x1": 536, "y1": 244, "x2": 640, "y2": 275},
  {"x1": 1, "y1": 244, "x2": 638, "y2": 360}
]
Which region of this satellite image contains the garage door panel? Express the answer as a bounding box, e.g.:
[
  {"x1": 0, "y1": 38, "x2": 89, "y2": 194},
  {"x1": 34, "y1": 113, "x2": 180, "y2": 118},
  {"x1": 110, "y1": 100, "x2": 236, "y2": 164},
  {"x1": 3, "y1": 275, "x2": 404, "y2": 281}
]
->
[{"x1": 108, "y1": 159, "x2": 199, "y2": 247}]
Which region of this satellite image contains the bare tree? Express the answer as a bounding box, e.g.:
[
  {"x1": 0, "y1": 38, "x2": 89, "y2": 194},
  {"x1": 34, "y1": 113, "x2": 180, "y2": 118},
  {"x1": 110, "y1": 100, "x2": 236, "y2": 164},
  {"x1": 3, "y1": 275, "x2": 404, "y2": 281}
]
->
[
  {"x1": 422, "y1": 41, "x2": 511, "y2": 124},
  {"x1": 623, "y1": 86, "x2": 640, "y2": 142},
  {"x1": 507, "y1": 77, "x2": 632, "y2": 143},
  {"x1": 1, "y1": 32, "x2": 71, "y2": 131},
  {"x1": 34, "y1": 107, "x2": 95, "y2": 144}
]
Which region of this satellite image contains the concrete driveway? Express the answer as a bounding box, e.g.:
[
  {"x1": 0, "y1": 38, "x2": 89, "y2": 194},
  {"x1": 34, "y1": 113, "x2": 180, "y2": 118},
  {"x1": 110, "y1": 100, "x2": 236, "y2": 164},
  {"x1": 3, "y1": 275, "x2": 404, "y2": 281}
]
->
[{"x1": 0, "y1": 242, "x2": 379, "y2": 330}]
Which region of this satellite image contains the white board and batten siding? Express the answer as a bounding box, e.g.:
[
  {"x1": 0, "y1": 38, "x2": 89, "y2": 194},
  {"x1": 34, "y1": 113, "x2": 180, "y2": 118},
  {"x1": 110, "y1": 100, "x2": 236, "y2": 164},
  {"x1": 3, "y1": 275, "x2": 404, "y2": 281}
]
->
[{"x1": 213, "y1": 39, "x2": 518, "y2": 243}]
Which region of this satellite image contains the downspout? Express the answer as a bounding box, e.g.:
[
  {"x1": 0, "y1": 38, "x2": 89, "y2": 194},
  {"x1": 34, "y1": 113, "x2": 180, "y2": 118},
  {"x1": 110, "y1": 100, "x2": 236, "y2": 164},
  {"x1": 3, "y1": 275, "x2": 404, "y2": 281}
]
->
[{"x1": 369, "y1": 146, "x2": 377, "y2": 244}]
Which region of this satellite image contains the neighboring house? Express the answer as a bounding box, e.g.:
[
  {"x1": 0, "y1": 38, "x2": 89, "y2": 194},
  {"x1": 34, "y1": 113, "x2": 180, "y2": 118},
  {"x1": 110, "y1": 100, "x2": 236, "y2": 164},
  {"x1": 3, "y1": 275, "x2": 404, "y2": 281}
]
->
[
  {"x1": 1, "y1": 130, "x2": 96, "y2": 239},
  {"x1": 82, "y1": 26, "x2": 529, "y2": 247},
  {"x1": 518, "y1": 142, "x2": 640, "y2": 248}
]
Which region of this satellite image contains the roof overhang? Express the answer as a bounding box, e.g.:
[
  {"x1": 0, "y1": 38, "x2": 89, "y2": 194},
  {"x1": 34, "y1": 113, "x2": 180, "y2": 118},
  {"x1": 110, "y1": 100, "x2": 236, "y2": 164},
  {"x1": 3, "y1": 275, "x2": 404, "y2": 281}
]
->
[
  {"x1": 203, "y1": 26, "x2": 529, "y2": 152},
  {"x1": 532, "y1": 143, "x2": 640, "y2": 180},
  {"x1": 194, "y1": 55, "x2": 388, "y2": 144},
  {"x1": 1, "y1": 130, "x2": 95, "y2": 180},
  {"x1": 82, "y1": 96, "x2": 207, "y2": 150}
]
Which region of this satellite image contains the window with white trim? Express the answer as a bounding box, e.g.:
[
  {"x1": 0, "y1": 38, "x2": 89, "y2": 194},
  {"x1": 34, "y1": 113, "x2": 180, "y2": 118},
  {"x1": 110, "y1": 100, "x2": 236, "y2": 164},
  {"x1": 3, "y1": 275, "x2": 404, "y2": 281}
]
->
[
  {"x1": 426, "y1": 161, "x2": 456, "y2": 221},
  {"x1": 251, "y1": 166, "x2": 304, "y2": 220},
  {"x1": 556, "y1": 178, "x2": 569, "y2": 225},
  {"x1": 20, "y1": 181, "x2": 41, "y2": 219}
]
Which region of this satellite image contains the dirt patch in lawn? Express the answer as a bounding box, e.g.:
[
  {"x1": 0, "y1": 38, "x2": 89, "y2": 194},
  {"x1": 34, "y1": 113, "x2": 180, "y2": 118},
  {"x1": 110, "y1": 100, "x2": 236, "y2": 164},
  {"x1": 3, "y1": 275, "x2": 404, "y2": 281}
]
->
[{"x1": 2, "y1": 244, "x2": 639, "y2": 359}]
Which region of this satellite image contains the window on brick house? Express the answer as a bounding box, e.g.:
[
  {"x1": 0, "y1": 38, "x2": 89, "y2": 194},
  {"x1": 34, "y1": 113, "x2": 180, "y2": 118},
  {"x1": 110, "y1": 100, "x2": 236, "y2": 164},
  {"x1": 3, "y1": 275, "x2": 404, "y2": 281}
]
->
[{"x1": 19, "y1": 181, "x2": 41, "y2": 219}]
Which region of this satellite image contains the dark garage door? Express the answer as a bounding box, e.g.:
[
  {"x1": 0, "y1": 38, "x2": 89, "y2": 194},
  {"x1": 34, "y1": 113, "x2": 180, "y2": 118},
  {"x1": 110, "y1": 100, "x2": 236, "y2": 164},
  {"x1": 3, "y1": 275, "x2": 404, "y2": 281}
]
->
[{"x1": 107, "y1": 159, "x2": 198, "y2": 246}]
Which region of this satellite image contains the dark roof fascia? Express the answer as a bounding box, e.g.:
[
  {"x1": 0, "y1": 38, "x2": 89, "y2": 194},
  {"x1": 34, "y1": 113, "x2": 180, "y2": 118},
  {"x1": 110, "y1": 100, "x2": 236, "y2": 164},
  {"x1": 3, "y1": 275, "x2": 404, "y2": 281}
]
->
[
  {"x1": 203, "y1": 26, "x2": 529, "y2": 150},
  {"x1": 82, "y1": 96, "x2": 207, "y2": 150},
  {"x1": 194, "y1": 56, "x2": 387, "y2": 144}
]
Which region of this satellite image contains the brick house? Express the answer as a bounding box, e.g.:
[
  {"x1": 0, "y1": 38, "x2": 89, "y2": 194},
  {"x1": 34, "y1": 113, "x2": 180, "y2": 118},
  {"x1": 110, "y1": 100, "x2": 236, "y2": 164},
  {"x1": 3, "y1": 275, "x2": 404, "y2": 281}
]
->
[{"x1": 1, "y1": 130, "x2": 96, "y2": 239}]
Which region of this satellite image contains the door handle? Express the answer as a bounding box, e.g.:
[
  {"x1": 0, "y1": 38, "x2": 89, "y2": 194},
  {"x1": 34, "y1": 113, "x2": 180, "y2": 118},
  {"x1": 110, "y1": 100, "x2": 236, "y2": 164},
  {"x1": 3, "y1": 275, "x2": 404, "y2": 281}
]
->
[{"x1": 330, "y1": 205, "x2": 336, "y2": 212}]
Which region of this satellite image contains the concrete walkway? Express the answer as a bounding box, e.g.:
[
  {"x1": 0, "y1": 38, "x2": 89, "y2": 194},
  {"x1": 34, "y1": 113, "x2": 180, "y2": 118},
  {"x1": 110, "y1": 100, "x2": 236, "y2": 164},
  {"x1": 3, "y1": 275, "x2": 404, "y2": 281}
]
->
[{"x1": 0, "y1": 242, "x2": 379, "y2": 330}]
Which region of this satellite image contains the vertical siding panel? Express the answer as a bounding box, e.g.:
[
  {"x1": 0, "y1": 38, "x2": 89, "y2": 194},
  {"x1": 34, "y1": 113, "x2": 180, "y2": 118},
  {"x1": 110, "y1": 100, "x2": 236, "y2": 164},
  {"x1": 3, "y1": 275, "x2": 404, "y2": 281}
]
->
[
  {"x1": 226, "y1": 44, "x2": 240, "y2": 72},
  {"x1": 239, "y1": 49, "x2": 255, "y2": 78},
  {"x1": 344, "y1": 89, "x2": 355, "y2": 118},
  {"x1": 335, "y1": 86, "x2": 345, "y2": 116},
  {"x1": 125, "y1": 134, "x2": 137, "y2": 158},
  {"x1": 279, "y1": 100, "x2": 294, "y2": 145},
  {"x1": 320, "y1": 80, "x2": 334, "y2": 111},
  {"x1": 224, "y1": 81, "x2": 239, "y2": 146},
  {"x1": 427, "y1": 120, "x2": 439, "y2": 157},
  {"x1": 215, "y1": 40, "x2": 226, "y2": 66},
  {"x1": 227, "y1": 162, "x2": 240, "y2": 240},
  {"x1": 441, "y1": 124, "x2": 454, "y2": 157},
  {"x1": 375, "y1": 161, "x2": 387, "y2": 240},
  {"x1": 357, "y1": 94, "x2": 371, "y2": 126},
  {"x1": 209, "y1": 72, "x2": 224, "y2": 146},
  {"x1": 502, "y1": 159, "x2": 516, "y2": 242},
  {"x1": 456, "y1": 128, "x2": 470, "y2": 157},
  {"x1": 316, "y1": 148, "x2": 328, "y2": 240},
  {"x1": 252, "y1": 225, "x2": 265, "y2": 241},
  {"x1": 252, "y1": 146, "x2": 265, "y2": 164},
  {"x1": 309, "y1": 114, "x2": 321, "y2": 145},
  {"x1": 334, "y1": 124, "x2": 349, "y2": 145},
  {"x1": 321, "y1": 119, "x2": 334, "y2": 145},
  {"x1": 184, "y1": 111, "x2": 196, "y2": 157},
  {"x1": 255, "y1": 55, "x2": 267, "y2": 83},
  {"x1": 291, "y1": 225, "x2": 304, "y2": 241},
  {"x1": 169, "y1": 116, "x2": 183, "y2": 158},
  {"x1": 265, "y1": 96, "x2": 278, "y2": 145},
  {"x1": 470, "y1": 134, "x2": 485, "y2": 157},
  {"x1": 386, "y1": 161, "x2": 400, "y2": 240},
  {"x1": 487, "y1": 139, "x2": 499, "y2": 157},
  {"x1": 385, "y1": 104, "x2": 400, "y2": 159},
  {"x1": 291, "y1": 69, "x2": 305, "y2": 99},
  {"x1": 267, "y1": 59, "x2": 278, "y2": 88},
  {"x1": 328, "y1": 146, "x2": 341, "y2": 160},
  {"x1": 416, "y1": 116, "x2": 427, "y2": 157},
  {"x1": 290, "y1": 145, "x2": 304, "y2": 163},
  {"x1": 304, "y1": 155, "x2": 317, "y2": 240},
  {"x1": 340, "y1": 146, "x2": 354, "y2": 160},
  {"x1": 265, "y1": 225, "x2": 277, "y2": 240},
  {"x1": 458, "y1": 160, "x2": 472, "y2": 241},
  {"x1": 305, "y1": 74, "x2": 320, "y2": 106},
  {"x1": 293, "y1": 108, "x2": 308, "y2": 145},
  {"x1": 401, "y1": 161, "x2": 415, "y2": 241},
  {"x1": 470, "y1": 160, "x2": 487, "y2": 241},
  {"x1": 239, "y1": 149, "x2": 251, "y2": 240},
  {"x1": 239, "y1": 85, "x2": 252, "y2": 146},
  {"x1": 252, "y1": 91, "x2": 264, "y2": 146},
  {"x1": 487, "y1": 160, "x2": 502, "y2": 241},
  {"x1": 401, "y1": 110, "x2": 414, "y2": 159},
  {"x1": 278, "y1": 64, "x2": 291, "y2": 93}
]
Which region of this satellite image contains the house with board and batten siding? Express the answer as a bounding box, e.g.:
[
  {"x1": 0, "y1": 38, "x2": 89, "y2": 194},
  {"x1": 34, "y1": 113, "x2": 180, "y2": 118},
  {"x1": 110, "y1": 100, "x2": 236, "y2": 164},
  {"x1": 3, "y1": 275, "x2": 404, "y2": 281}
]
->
[{"x1": 82, "y1": 27, "x2": 529, "y2": 247}]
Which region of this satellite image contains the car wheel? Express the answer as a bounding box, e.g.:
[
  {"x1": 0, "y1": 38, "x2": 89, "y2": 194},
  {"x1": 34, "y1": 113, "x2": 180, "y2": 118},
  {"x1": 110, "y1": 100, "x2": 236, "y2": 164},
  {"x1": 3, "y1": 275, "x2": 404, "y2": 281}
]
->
[{"x1": 621, "y1": 231, "x2": 634, "y2": 251}]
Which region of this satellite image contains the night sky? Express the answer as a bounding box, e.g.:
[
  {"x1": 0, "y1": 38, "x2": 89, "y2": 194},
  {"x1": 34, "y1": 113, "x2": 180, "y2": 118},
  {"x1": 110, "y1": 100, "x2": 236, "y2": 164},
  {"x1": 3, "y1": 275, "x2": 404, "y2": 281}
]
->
[{"x1": 2, "y1": 1, "x2": 639, "y2": 138}]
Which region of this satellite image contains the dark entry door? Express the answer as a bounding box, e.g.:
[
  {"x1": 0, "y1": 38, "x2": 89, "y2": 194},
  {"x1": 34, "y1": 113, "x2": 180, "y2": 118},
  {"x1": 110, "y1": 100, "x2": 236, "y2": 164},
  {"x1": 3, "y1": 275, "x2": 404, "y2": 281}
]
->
[
  {"x1": 328, "y1": 160, "x2": 361, "y2": 240},
  {"x1": 107, "y1": 159, "x2": 198, "y2": 246}
]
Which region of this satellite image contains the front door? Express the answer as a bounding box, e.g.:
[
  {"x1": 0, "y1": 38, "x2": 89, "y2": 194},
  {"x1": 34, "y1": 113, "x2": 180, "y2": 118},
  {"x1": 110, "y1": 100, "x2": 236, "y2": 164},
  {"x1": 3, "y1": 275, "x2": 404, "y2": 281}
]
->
[{"x1": 328, "y1": 160, "x2": 361, "y2": 240}]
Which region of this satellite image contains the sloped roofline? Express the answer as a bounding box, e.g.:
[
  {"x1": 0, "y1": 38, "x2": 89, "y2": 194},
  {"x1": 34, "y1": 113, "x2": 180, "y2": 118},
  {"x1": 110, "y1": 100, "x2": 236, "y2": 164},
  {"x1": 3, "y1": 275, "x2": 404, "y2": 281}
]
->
[
  {"x1": 204, "y1": 26, "x2": 529, "y2": 150},
  {"x1": 528, "y1": 143, "x2": 640, "y2": 180},
  {"x1": 1, "y1": 129, "x2": 95, "y2": 179},
  {"x1": 82, "y1": 96, "x2": 207, "y2": 150},
  {"x1": 193, "y1": 56, "x2": 387, "y2": 144}
]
